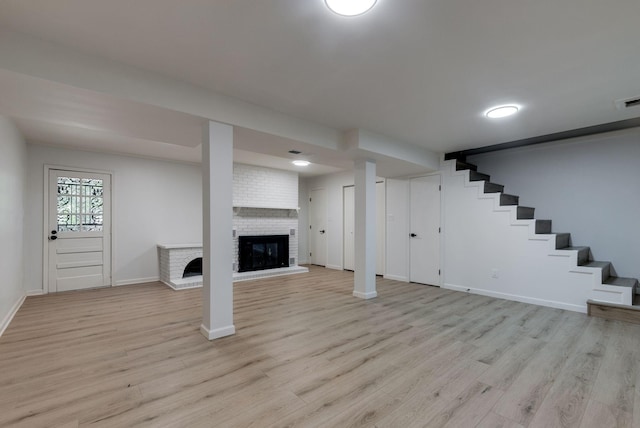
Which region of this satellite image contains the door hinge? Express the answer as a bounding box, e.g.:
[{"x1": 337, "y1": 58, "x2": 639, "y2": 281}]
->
[
  {"x1": 310, "y1": 225, "x2": 312, "y2": 229},
  {"x1": 309, "y1": 197, "x2": 312, "y2": 202},
  {"x1": 439, "y1": 185, "x2": 441, "y2": 191},
  {"x1": 439, "y1": 269, "x2": 441, "y2": 275},
  {"x1": 439, "y1": 227, "x2": 441, "y2": 233},
  {"x1": 310, "y1": 252, "x2": 312, "y2": 257}
]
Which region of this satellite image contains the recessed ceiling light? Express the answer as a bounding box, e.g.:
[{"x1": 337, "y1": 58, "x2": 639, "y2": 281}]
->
[
  {"x1": 292, "y1": 160, "x2": 311, "y2": 167},
  {"x1": 486, "y1": 105, "x2": 519, "y2": 119},
  {"x1": 325, "y1": 0, "x2": 377, "y2": 16}
]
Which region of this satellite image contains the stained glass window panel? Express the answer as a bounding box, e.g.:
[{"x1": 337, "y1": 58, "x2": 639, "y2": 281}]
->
[{"x1": 56, "y1": 176, "x2": 104, "y2": 232}]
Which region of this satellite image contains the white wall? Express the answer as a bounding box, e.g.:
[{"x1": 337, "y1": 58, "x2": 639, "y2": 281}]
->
[
  {"x1": 0, "y1": 116, "x2": 27, "y2": 335},
  {"x1": 298, "y1": 177, "x2": 309, "y2": 264},
  {"x1": 25, "y1": 144, "x2": 203, "y2": 291},
  {"x1": 469, "y1": 128, "x2": 640, "y2": 282}
]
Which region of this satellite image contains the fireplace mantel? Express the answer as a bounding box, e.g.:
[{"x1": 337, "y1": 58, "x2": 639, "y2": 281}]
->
[{"x1": 157, "y1": 243, "x2": 202, "y2": 250}]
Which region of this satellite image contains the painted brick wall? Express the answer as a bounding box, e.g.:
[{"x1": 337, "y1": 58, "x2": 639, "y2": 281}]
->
[
  {"x1": 232, "y1": 164, "x2": 299, "y2": 271},
  {"x1": 233, "y1": 164, "x2": 298, "y2": 209}
]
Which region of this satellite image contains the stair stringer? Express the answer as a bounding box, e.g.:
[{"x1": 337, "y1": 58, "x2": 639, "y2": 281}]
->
[{"x1": 441, "y1": 159, "x2": 633, "y2": 312}]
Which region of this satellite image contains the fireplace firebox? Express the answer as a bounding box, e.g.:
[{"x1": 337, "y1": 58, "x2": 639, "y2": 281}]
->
[
  {"x1": 238, "y1": 235, "x2": 289, "y2": 272},
  {"x1": 183, "y1": 257, "x2": 202, "y2": 278}
]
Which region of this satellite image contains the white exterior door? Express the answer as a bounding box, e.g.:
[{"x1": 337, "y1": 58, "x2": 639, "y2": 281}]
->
[
  {"x1": 343, "y1": 182, "x2": 385, "y2": 275},
  {"x1": 409, "y1": 175, "x2": 440, "y2": 285},
  {"x1": 48, "y1": 169, "x2": 111, "y2": 292},
  {"x1": 309, "y1": 188, "x2": 327, "y2": 266}
]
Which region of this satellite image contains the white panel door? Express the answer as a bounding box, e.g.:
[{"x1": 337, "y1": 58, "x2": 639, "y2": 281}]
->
[
  {"x1": 375, "y1": 181, "x2": 386, "y2": 276},
  {"x1": 409, "y1": 175, "x2": 440, "y2": 285},
  {"x1": 48, "y1": 170, "x2": 111, "y2": 292},
  {"x1": 343, "y1": 186, "x2": 355, "y2": 271},
  {"x1": 309, "y1": 188, "x2": 327, "y2": 266},
  {"x1": 343, "y1": 182, "x2": 385, "y2": 274}
]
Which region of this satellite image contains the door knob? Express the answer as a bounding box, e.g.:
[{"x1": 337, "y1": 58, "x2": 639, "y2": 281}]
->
[
  {"x1": 319, "y1": 230, "x2": 326, "y2": 234},
  {"x1": 49, "y1": 235, "x2": 58, "y2": 241},
  {"x1": 410, "y1": 233, "x2": 417, "y2": 237}
]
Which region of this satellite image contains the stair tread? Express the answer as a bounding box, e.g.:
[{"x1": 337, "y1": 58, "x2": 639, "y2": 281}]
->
[
  {"x1": 588, "y1": 299, "x2": 640, "y2": 312},
  {"x1": 584, "y1": 261, "x2": 611, "y2": 268},
  {"x1": 604, "y1": 276, "x2": 638, "y2": 288},
  {"x1": 560, "y1": 246, "x2": 589, "y2": 251}
]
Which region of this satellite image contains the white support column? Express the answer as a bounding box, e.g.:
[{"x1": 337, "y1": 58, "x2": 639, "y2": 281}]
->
[
  {"x1": 201, "y1": 120, "x2": 235, "y2": 340},
  {"x1": 353, "y1": 159, "x2": 378, "y2": 299}
]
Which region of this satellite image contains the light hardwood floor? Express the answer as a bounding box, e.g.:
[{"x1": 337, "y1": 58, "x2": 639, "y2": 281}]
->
[{"x1": 1, "y1": 266, "x2": 640, "y2": 427}]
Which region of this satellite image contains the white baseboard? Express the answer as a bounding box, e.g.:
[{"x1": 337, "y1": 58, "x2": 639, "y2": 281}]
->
[
  {"x1": 384, "y1": 274, "x2": 409, "y2": 282},
  {"x1": 115, "y1": 277, "x2": 159, "y2": 286},
  {"x1": 26, "y1": 289, "x2": 45, "y2": 296},
  {"x1": 200, "y1": 324, "x2": 236, "y2": 340},
  {"x1": 0, "y1": 293, "x2": 26, "y2": 337},
  {"x1": 353, "y1": 290, "x2": 378, "y2": 299},
  {"x1": 443, "y1": 283, "x2": 587, "y2": 314},
  {"x1": 326, "y1": 264, "x2": 342, "y2": 271}
]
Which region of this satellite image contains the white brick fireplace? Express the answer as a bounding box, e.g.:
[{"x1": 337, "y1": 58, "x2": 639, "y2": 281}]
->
[
  {"x1": 157, "y1": 163, "x2": 307, "y2": 290},
  {"x1": 157, "y1": 244, "x2": 203, "y2": 290}
]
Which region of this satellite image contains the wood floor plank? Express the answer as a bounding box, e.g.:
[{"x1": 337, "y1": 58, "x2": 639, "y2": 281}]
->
[
  {"x1": 583, "y1": 320, "x2": 640, "y2": 427},
  {"x1": 528, "y1": 317, "x2": 610, "y2": 428},
  {"x1": 475, "y1": 411, "x2": 524, "y2": 428},
  {"x1": 0, "y1": 266, "x2": 637, "y2": 427},
  {"x1": 493, "y1": 310, "x2": 591, "y2": 426},
  {"x1": 409, "y1": 381, "x2": 503, "y2": 428}
]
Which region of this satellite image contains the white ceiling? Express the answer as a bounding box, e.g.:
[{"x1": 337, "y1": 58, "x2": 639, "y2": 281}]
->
[{"x1": 0, "y1": 0, "x2": 639, "y2": 170}]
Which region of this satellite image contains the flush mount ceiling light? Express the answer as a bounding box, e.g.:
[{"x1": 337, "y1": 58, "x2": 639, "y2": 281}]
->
[
  {"x1": 325, "y1": 0, "x2": 377, "y2": 16},
  {"x1": 292, "y1": 160, "x2": 311, "y2": 167},
  {"x1": 485, "y1": 105, "x2": 520, "y2": 119}
]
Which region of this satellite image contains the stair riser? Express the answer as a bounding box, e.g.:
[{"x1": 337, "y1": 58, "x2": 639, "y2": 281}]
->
[
  {"x1": 535, "y1": 220, "x2": 552, "y2": 234},
  {"x1": 601, "y1": 264, "x2": 611, "y2": 282},
  {"x1": 577, "y1": 248, "x2": 589, "y2": 266},
  {"x1": 517, "y1": 207, "x2": 535, "y2": 219},
  {"x1": 469, "y1": 171, "x2": 490, "y2": 182},
  {"x1": 500, "y1": 194, "x2": 519, "y2": 206},
  {"x1": 556, "y1": 234, "x2": 570, "y2": 249},
  {"x1": 484, "y1": 183, "x2": 504, "y2": 193},
  {"x1": 456, "y1": 161, "x2": 477, "y2": 171}
]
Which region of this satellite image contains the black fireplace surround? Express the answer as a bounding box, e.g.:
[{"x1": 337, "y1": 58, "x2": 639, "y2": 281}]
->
[{"x1": 238, "y1": 235, "x2": 289, "y2": 272}]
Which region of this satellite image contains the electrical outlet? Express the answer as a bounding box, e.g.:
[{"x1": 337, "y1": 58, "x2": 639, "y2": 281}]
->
[{"x1": 491, "y1": 269, "x2": 499, "y2": 279}]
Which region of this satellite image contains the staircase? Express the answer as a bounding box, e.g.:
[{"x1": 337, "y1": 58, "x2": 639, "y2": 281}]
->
[{"x1": 454, "y1": 158, "x2": 640, "y2": 322}]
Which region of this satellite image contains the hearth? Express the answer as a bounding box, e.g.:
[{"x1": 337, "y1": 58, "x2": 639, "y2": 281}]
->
[{"x1": 238, "y1": 235, "x2": 289, "y2": 272}]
